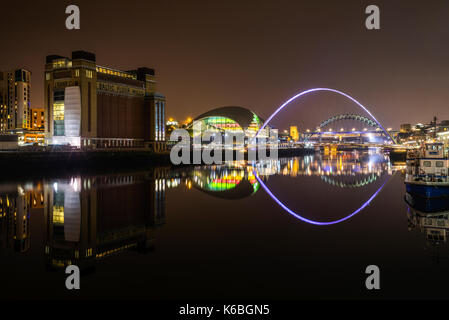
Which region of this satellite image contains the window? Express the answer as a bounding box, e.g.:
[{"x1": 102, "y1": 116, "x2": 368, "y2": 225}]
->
[
  {"x1": 86, "y1": 70, "x2": 93, "y2": 78},
  {"x1": 436, "y1": 161, "x2": 444, "y2": 167},
  {"x1": 52, "y1": 59, "x2": 66, "y2": 69},
  {"x1": 423, "y1": 161, "x2": 432, "y2": 167},
  {"x1": 45, "y1": 73, "x2": 51, "y2": 81},
  {"x1": 53, "y1": 90, "x2": 65, "y2": 136},
  {"x1": 74, "y1": 69, "x2": 80, "y2": 77},
  {"x1": 88, "y1": 83, "x2": 91, "y2": 131}
]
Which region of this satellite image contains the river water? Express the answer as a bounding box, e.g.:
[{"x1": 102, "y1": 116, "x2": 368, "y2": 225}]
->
[{"x1": 1, "y1": 150, "x2": 448, "y2": 300}]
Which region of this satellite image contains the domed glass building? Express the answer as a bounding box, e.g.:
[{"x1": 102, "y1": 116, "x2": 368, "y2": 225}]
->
[{"x1": 193, "y1": 106, "x2": 268, "y2": 138}]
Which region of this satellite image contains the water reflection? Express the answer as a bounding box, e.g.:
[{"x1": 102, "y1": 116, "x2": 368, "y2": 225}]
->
[
  {"x1": 0, "y1": 151, "x2": 402, "y2": 271},
  {"x1": 252, "y1": 150, "x2": 395, "y2": 179},
  {"x1": 0, "y1": 182, "x2": 39, "y2": 253},
  {"x1": 249, "y1": 151, "x2": 399, "y2": 225},
  {"x1": 0, "y1": 170, "x2": 168, "y2": 271},
  {"x1": 406, "y1": 192, "x2": 449, "y2": 263},
  {"x1": 191, "y1": 165, "x2": 260, "y2": 199}
]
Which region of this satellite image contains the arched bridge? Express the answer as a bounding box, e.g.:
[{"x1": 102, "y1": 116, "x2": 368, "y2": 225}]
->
[
  {"x1": 318, "y1": 113, "x2": 380, "y2": 131},
  {"x1": 256, "y1": 87, "x2": 396, "y2": 144}
]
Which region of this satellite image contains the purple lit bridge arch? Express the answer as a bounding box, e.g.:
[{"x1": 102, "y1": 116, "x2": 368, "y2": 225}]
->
[
  {"x1": 256, "y1": 87, "x2": 396, "y2": 144},
  {"x1": 252, "y1": 88, "x2": 395, "y2": 226}
]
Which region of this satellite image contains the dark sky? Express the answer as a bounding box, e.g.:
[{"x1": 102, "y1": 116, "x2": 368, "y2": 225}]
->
[{"x1": 1, "y1": 0, "x2": 449, "y2": 130}]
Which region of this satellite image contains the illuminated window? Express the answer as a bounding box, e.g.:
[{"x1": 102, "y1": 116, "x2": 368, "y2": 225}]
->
[
  {"x1": 52, "y1": 206, "x2": 64, "y2": 225},
  {"x1": 86, "y1": 70, "x2": 93, "y2": 78},
  {"x1": 45, "y1": 73, "x2": 51, "y2": 81},
  {"x1": 53, "y1": 101, "x2": 65, "y2": 136},
  {"x1": 52, "y1": 59, "x2": 66, "y2": 69},
  {"x1": 74, "y1": 69, "x2": 80, "y2": 77},
  {"x1": 53, "y1": 102, "x2": 64, "y2": 121}
]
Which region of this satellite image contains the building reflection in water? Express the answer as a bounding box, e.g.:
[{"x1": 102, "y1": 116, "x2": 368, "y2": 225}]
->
[
  {"x1": 0, "y1": 151, "x2": 400, "y2": 269},
  {"x1": 0, "y1": 169, "x2": 168, "y2": 271},
  {"x1": 43, "y1": 170, "x2": 168, "y2": 271},
  {"x1": 406, "y1": 192, "x2": 449, "y2": 263},
  {"x1": 190, "y1": 162, "x2": 260, "y2": 199},
  {"x1": 0, "y1": 182, "x2": 44, "y2": 253}
]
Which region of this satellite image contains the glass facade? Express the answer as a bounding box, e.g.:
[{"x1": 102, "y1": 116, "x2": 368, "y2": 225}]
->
[
  {"x1": 196, "y1": 114, "x2": 263, "y2": 138},
  {"x1": 53, "y1": 90, "x2": 65, "y2": 136},
  {"x1": 154, "y1": 100, "x2": 165, "y2": 141},
  {"x1": 200, "y1": 117, "x2": 244, "y2": 134}
]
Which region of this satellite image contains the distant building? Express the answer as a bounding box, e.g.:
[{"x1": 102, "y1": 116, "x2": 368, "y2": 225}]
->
[
  {"x1": 44, "y1": 51, "x2": 166, "y2": 150},
  {"x1": 400, "y1": 123, "x2": 411, "y2": 133},
  {"x1": 290, "y1": 126, "x2": 299, "y2": 141},
  {"x1": 0, "y1": 69, "x2": 32, "y2": 131},
  {"x1": 30, "y1": 108, "x2": 45, "y2": 130}
]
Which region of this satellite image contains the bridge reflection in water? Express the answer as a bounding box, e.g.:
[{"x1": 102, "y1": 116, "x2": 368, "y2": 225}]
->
[{"x1": 0, "y1": 151, "x2": 403, "y2": 271}]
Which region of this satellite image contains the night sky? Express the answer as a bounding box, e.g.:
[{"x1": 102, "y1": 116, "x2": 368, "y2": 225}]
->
[{"x1": 1, "y1": 0, "x2": 449, "y2": 130}]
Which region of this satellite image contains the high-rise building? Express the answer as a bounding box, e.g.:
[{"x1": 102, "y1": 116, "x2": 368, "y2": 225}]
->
[
  {"x1": 0, "y1": 69, "x2": 32, "y2": 132},
  {"x1": 44, "y1": 51, "x2": 166, "y2": 150},
  {"x1": 30, "y1": 108, "x2": 45, "y2": 130},
  {"x1": 290, "y1": 126, "x2": 299, "y2": 141}
]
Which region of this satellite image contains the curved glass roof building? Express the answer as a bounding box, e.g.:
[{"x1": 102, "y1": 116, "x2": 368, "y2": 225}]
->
[{"x1": 193, "y1": 106, "x2": 267, "y2": 138}]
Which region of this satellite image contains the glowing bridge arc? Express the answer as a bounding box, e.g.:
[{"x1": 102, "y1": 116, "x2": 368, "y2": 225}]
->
[{"x1": 256, "y1": 88, "x2": 395, "y2": 144}]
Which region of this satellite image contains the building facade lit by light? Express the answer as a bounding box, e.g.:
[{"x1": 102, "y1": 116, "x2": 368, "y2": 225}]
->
[
  {"x1": 31, "y1": 108, "x2": 45, "y2": 130},
  {"x1": 290, "y1": 126, "x2": 299, "y2": 141},
  {"x1": 193, "y1": 106, "x2": 269, "y2": 141},
  {"x1": 0, "y1": 69, "x2": 32, "y2": 132},
  {"x1": 44, "y1": 51, "x2": 166, "y2": 150}
]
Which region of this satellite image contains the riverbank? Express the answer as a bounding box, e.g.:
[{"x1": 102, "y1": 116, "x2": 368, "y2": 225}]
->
[{"x1": 0, "y1": 146, "x2": 404, "y2": 178}]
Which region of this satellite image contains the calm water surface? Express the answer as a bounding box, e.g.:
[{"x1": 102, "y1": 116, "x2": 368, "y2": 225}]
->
[{"x1": 1, "y1": 151, "x2": 448, "y2": 300}]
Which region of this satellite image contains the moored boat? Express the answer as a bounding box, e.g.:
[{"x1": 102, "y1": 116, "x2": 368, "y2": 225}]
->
[{"x1": 405, "y1": 142, "x2": 449, "y2": 198}]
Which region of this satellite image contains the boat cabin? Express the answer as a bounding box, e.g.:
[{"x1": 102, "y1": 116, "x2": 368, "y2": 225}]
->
[
  {"x1": 424, "y1": 142, "x2": 445, "y2": 159},
  {"x1": 406, "y1": 143, "x2": 448, "y2": 182}
]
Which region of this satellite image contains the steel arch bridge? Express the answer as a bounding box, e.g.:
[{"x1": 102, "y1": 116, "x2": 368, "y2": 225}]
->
[{"x1": 318, "y1": 113, "x2": 380, "y2": 130}]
